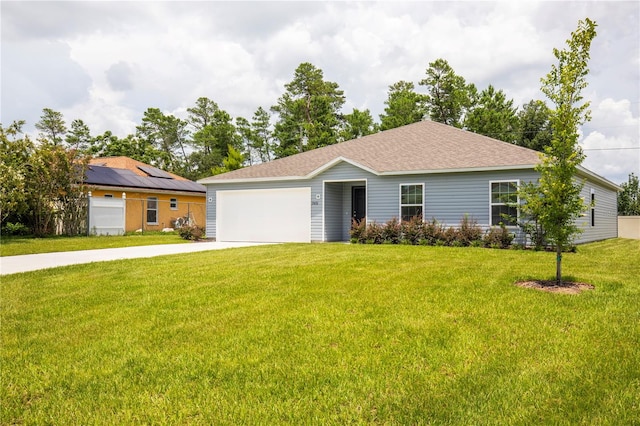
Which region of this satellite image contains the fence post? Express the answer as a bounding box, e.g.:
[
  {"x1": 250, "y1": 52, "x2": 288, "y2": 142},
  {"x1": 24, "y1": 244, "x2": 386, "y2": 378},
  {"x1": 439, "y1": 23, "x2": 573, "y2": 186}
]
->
[
  {"x1": 122, "y1": 192, "x2": 127, "y2": 235},
  {"x1": 87, "y1": 191, "x2": 92, "y2": 236}
]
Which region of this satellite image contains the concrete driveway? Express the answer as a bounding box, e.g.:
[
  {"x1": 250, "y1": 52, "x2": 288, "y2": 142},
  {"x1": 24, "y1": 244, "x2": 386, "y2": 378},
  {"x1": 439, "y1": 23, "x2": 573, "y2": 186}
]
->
[{"x1": 0, "y1": 242, "x2": 270, "y2": 275}]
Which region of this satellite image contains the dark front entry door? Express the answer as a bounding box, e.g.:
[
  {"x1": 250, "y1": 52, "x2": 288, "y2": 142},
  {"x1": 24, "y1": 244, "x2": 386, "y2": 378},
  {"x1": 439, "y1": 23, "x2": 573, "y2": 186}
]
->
[{"x1": 352, "y1": 186, "x2": 366, "y2": 223}]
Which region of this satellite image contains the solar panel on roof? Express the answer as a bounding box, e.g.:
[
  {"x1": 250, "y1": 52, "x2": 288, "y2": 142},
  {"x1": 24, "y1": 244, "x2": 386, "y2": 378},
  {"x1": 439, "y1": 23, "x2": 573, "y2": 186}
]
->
[
  {"x1": 137, "y1": 165, "x2": 174, "y2": 179},
  {"x1": 85, "y1": 165, "x2": 205, "y2": 193}
]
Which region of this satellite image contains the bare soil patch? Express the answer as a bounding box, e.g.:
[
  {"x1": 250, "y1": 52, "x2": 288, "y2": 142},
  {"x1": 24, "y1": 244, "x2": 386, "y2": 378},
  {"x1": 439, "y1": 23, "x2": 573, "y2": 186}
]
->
[{"x1": 515, "y1": 280, "x2": 594, "y2": 294}]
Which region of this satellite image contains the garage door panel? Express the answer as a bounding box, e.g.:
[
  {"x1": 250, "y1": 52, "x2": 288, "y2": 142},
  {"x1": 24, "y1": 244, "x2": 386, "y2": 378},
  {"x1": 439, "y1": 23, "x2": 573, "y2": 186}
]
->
[{"x1": 217, "y1": 188, "x2": 311, "y2": 242}]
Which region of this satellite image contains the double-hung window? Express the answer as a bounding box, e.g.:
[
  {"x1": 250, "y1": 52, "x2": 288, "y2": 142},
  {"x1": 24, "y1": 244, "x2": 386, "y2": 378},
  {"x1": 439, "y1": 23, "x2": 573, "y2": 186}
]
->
[
  {"x1": 170, "y1": 198, "x2": 178, "y2": 210},
  {"x1": 490, "y1": 181, "x2": 518, "y2": 226},
  {"x1": 147, "y1": 197, "x2": 158, "y2": 224},
  {"x1": 400, "y1": 184, "x2": 423, "y2": 222}
]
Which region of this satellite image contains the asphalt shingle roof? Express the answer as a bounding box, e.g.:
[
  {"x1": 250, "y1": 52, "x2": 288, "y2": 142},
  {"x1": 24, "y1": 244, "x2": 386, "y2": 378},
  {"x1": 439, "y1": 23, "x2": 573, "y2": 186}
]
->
[{"x1": 199, "y1": 120, "x2": 542, "y2": 183}]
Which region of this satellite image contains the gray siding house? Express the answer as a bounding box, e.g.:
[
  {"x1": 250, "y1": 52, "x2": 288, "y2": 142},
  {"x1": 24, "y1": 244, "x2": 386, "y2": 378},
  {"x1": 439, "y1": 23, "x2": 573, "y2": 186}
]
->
[{"x1": 198, "y1": 120, "x2": 619, "y2": 244}]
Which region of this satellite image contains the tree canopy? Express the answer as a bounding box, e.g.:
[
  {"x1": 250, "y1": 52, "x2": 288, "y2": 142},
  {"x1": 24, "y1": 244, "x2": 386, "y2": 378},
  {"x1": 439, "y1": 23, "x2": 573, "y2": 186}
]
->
[
  {"x1": 379, "y1": 81, "x2": 427, "y2": 131},
  {"x1": 618, "y1": 173, "x2": 640, "y2": 215},
  {"x1": 464, "y1": 85, "x2": 518, "y2": 143},
  {"x1": 271, "y1": 62, "x2": 345, "y2": 158},
  {"x1": 5, "y1": 52, "x2": 617, "y2": 236},
  {"x1": 420, "y1": 58, "x2": 476, "y2": 128}
]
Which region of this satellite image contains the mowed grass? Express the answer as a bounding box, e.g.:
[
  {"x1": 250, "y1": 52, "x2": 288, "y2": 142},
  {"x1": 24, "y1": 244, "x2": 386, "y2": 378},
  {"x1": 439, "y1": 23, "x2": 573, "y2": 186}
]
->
[
  {"x1": 1, "y1": 239, "x2": 639, "y2": 424},
  {"x1": 0, "y1": 232, "x2": 188, "y2": 257}
]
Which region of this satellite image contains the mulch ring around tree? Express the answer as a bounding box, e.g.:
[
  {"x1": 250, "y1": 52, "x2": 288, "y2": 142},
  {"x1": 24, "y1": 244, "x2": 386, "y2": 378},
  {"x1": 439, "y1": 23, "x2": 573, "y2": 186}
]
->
[{"x1": 515, "y1": 280, "x2": 595, "y2": 294}]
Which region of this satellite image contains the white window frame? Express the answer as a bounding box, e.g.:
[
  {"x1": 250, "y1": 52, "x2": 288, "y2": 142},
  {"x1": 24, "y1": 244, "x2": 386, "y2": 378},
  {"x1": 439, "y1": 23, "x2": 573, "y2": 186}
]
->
[
  {"x1": 489, "y1": 180, "x2": 519, "y2": 227},
  {"x1": 170, "y1": 198, "x2": 178, "y2": 210},
  {"x1": 147, "y1": 197, "x2": 158, "y2": 224},
  {"x1": 399, "y1": 183, "x2": 424, "y2": 222}
]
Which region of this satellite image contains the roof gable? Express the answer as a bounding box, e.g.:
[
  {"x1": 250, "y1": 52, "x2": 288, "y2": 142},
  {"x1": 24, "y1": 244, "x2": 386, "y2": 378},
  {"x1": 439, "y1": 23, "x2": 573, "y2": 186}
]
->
[{"x1": 199, "y1": 120, "x2": 542, "y2": 183}]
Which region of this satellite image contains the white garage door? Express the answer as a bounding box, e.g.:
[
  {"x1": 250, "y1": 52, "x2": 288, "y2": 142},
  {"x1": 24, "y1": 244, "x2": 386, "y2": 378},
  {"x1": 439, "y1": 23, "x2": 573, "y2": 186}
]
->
[{"x1": 216, "y1": 188, "x2": 311, "y2": 242}]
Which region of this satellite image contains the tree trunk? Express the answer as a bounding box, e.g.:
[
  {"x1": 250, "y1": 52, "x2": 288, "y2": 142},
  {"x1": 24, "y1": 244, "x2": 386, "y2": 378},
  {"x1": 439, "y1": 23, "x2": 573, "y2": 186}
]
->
[{"x1": 556, "y1": 245, "x2": 562, "y2": 285}]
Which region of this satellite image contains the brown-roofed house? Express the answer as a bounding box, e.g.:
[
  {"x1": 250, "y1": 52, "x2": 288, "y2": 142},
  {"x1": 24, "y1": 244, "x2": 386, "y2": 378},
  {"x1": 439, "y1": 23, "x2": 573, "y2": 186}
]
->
[
  {"x1": 198, "y1": 120, "x2": 619, "y2": 244},
  {"x1": 86, "y1": 156, "x2": 206, "y2": 234}
]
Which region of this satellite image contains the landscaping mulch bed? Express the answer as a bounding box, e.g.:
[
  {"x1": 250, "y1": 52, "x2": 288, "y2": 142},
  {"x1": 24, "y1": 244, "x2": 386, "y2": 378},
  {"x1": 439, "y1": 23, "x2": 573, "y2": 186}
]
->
[{"x1": 515, "y1": 280, "x2": 594, "y2": 294}]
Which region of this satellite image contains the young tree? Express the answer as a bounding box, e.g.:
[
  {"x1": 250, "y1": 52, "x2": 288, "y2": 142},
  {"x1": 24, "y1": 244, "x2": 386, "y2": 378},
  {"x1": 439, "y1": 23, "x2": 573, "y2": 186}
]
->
[
  {"x1": 378, "y1": 81, "x2": 427, "y2": 131},
  {"x1": 271, "y1": 62, "x2": 345, "y2": 158},
  {"x1": 516, "y1": 100, "x2": 553, "y2": 152},
  {"x1": 522, "y1": 18, "x2": 598, "y2": 285},
  {"x1": 420, "y1": 59, "x2": 476, "y2": 128},
  {"x1": 464, "y1": 85, "x2": 518, "y2": 143},
  {"x1": 618, "y1": 173, "x2": 640, "y2": 215}
]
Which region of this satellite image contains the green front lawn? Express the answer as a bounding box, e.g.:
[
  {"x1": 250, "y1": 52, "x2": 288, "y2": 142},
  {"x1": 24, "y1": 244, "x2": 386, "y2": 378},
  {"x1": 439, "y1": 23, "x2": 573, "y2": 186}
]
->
[
  {"x1": 0, "y1": 232, "x2": 189, "y2": 257},
  {"x1": 2, "y1": 239, "x2": 639, "y2": 424}
]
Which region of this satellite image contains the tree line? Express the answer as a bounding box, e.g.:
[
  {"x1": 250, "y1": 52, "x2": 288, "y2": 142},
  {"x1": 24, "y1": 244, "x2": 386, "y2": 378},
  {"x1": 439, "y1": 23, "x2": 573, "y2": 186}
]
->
[
  {"x1": 2, "y1": 40, "x2": 638, "y2": 239},
  {"x1": 4, "y1": 58, "x2": 556, "y2": 183}
]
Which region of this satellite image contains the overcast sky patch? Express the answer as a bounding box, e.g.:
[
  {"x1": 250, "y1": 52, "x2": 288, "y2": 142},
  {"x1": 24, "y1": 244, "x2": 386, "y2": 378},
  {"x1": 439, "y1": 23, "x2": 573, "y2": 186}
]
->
[{"x1": 1, "y1": 1, "x2": 637, "y2": 184}]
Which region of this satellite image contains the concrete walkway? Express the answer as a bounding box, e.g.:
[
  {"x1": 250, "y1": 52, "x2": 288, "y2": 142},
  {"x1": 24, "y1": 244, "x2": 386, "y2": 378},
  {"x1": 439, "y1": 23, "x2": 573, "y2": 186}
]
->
[{"x1": 0, "y1": 242, "x2": 269, "y2": 276}]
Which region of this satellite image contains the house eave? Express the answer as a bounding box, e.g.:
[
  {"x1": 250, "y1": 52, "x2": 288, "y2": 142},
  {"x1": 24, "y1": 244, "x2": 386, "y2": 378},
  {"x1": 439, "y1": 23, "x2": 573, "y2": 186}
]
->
[
  {"x1": 378, "y1": 164, "x2": 538, "y2": 176},
  {"x1": 87, "y1": 185, "x2": 205, "y2": 197},
  {"x1": 199, "y1": 157, "x2": 381, "y2": 185},
  {"x1": 575, "y1": 166, "x2": 622, "y2": 191},
  {"x1": 200, "y1": 163, "x2": 541, "y2": 185},
  {"x1": 307, "y1": 156, "x2": 380, "y2": 178}
]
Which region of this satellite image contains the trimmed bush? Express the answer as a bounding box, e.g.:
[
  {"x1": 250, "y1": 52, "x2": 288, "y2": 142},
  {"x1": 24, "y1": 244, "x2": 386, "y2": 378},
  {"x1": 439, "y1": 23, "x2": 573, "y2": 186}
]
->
[
  {"x1": 458, "y1": 215, "x2": 483, "y2": 246},
  {"x1": 483, "y1": 224, "x2": 514, "y2": 249},
  {"x1": 401, "y1": 216, "x2": 425, "y2": 245},
  {"x1": 382, "y1": 217, "x2": 402, "y2": 244},
  {"x1": 350, "y1": 216, "x2": 514, "y2": 250}
]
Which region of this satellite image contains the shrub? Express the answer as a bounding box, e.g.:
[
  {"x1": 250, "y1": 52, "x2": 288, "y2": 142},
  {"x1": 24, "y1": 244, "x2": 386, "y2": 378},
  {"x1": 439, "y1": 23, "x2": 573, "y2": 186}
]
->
[
  {"x1": 382, "y1": 217, "x2": 402, "y2": 244},
  {"x1": 457, "y1": 215, "x2": 483, "y2": 246},
  {"x1": 350, "y1": 219, "x2": 367, "y2": 243},
  {"x1": 178, "y1": 224, "x2": 205, "y2": 241},
  {"x1": 402, "y1": 216, "x2": 425, "y2": 245},
  {"x1": 364, "y1": 222, "x2": 384, "y2": 244},
  {"x1": 423, "y1": 219, "x2": 442, "y2": 246},
  {"x1": 1, "y1": 222, "x2": 30, "y2": 236},
  {"x1": 441, "y1": 226, "x2": 458, "y2": 246},
  {"x1": 350, "y1": 216, "x2": 514, "y2": 250},
  {"x1": 483, "y1": 224, "x2": 514, "y2": 249}
]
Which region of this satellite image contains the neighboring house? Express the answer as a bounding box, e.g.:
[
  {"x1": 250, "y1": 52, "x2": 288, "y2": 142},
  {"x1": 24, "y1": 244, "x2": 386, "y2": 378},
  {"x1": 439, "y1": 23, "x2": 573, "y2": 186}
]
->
[
  {"x1": 198, "y1": 120, "x2": 619, "y2": 244},
  {"x1": 86, "y1": 157, "x2": 206, "y2": 233}
]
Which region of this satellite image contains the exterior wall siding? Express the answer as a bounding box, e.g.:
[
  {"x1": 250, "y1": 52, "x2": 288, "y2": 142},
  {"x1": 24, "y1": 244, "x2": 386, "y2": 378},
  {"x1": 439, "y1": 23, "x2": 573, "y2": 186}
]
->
[
  {"x1": 574, "y1": 178, "x2": 618, "y2": 243},
  {"x1": 91, "y1": 189, "x2": 205, "y2": 232},
  {"x1": 204, "y1": 162, "x2": 618, "y2": 245},
  {"x1": 324, "y1": 182, "x2": 344, "y2": 241},
  {"x1": 363, "y1": 169, "x2": 540, "y2": 227}
]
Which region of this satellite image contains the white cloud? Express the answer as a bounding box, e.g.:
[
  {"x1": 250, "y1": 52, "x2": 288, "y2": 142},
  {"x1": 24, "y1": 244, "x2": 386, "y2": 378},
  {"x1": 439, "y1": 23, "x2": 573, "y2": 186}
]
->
[
  {"x1": 1, "y1": 1, "x2": 638, "y2": 184},
  {"x1": 581, "y1": 99, "x2": 640, "y2": 185}
]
